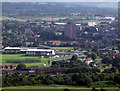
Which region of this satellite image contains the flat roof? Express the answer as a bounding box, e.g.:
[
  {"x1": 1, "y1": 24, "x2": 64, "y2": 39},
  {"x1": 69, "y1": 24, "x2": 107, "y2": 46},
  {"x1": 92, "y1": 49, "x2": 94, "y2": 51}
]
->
[
  {"x1": 4, "y1": 47, "x2": 21, "y2": 50},
  {"x1": 55, "y1": 23, "x2": 67, "y2": 25},
  {"x1": 24, "y1": 49, "x2": 54, "y2": 52}
]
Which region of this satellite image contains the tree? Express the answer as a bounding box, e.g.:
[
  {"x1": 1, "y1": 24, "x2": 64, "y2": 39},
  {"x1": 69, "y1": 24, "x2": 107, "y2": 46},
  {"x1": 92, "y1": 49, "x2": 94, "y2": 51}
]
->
[
  {"x1": 48, "y1": 60, "x2": 51, "y2": 64},
  {"x1": 114, "y1": 73, "x2": 120, "y2": 84},
  {"x1": 102, "y1": 57, "x2": 112, "y2": 64},
  {"x1": 64, "y1": 88, "x2": 71, "y2": 91},
  {"x1": 110, "y1": 67, "x2": 117, "y2": 73},
  {"x1": 112, "y1": 56, "x2": 120, "y2": 69},
  {"x1": 5, "y1": 65, "x2": 8, "y2": 69},
  {"x1": 71, "y1": 54, "x2": 78, "y2": 61},
  {"x1": 16, "y1": 64, "x2": 26, "y2": 70},
  {"x1": 92, "y1": 88, "x2": 98, "y2": 91},
  {"x1": 51, "y1": 61, "x2": 60, "y2": 68},
  {"x1": 84, "y1": 52, "x2": 89, "y2": 56},
  {"x1": 10, "y1": 65, "x2": 13, "y2": 69},
  {"x1": 100, "y1": 88, "x2": 106, "y2": 91},
  {"x1": 88, "y1": 52, "x2": 97, "y2": 60}
]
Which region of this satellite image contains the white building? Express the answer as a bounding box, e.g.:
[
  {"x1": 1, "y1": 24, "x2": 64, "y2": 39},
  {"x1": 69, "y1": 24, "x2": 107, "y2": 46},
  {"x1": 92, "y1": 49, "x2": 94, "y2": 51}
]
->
[
  {"x1": 105, "y1": 17, "x2": 115, "y2": 21},
  {"x1": 25, "y1": 49, "x2": 55, "y2": 56},
  {"x1": 88, "y1": 22, "x2": 97, "y2": 26},
  {"x1": 4, "y1": 47, "x2": 21, "y2": 53},
  {"x1": 4, "y1": 47, "x2": 56, "y2": 57}
]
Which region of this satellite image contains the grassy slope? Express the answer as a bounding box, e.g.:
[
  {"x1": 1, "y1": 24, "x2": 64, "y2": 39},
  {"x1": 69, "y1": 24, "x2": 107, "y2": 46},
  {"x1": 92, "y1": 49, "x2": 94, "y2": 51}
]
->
[{"x1": 2, "y1": 85, "x2": 119, "y2": 91}]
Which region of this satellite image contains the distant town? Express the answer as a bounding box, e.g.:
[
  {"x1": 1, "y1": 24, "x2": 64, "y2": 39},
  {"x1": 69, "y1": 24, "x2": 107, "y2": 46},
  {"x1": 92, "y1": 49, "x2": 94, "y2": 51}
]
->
[{"x1": 1, "y1": 2, "x2": 120, "y2": 91}]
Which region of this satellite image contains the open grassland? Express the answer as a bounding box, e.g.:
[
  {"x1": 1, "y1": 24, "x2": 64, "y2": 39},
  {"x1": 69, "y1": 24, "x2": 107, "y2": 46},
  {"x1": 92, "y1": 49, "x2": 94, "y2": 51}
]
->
[
  {"x1": 91, "y1": 81, "x2": 119, "y2": 88},
  {"x1": 54, "y1": 47, "x2": 74, "y2": 50},
  {"x1": 2, "y1": 85, "x2": 119, "y2": 91},
  {"x1": 39, "y1": 17, "x2": 67, "y2": 21},
  {"x1": 75, "y1": 20, "x2": 107, "y2": 24},
  {"x1": 27, "y1": 16, "x2": 68, "y2": 21},
  {"x1": 2, "y1": 54, "x2": 71, "y2": 66},
  {"x1": 2, "y1": 17, "x2": 26, "y2": 21}
]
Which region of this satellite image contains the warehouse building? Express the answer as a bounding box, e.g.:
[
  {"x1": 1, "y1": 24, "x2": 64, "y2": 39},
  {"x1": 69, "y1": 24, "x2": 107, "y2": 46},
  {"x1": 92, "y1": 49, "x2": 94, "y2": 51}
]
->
[
  {"x1": 4, "y1": 46, "x2": 56, "y2": 57},
  {"x1": 25, "y1": 49, "x2": 55, "y2": 56},
  {"x1": 4, "y1": 47, "x2": 21, "y2": 53}
]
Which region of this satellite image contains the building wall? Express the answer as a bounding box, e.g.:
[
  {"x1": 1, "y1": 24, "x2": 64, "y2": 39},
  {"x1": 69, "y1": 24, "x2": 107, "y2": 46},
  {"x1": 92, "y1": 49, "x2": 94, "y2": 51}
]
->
[
  {"x1": 26, "y1": 50, "x2": 55, "y2": 56},
  {"x1": 64, "y1": 23, "x2": 76, "y2": 39},
  {"x1": 5, "y1": 49, "x2": 21, "y2": 53}
]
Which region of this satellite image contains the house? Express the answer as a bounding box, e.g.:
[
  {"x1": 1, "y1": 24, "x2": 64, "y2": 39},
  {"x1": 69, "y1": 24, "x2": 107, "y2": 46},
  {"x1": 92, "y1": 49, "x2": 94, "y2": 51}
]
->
[
  {"x1": 23, "y1": 42, "x2": 34, "y2": 47},
  {"x1": 2, "y1": 70, "x2": 28, "y2": 75},
  {"x1": 103, "y1": 53, "x2": 120, "y2": 58},
  {"x1": 0, "y1": 63, "x2": 16, "y2": 70},
  {"x1": 84, "y1": 58, "x2": 93, "y2": 65},
  {"x1": 47, "y1": 41, "x2": 61, "y2": 45},
  {"x1": 27, "y1": 66, "x2": 67, "y2": 74},
  {"x1": 71, "y1": 41, "x2": 78, "y2": 44}
]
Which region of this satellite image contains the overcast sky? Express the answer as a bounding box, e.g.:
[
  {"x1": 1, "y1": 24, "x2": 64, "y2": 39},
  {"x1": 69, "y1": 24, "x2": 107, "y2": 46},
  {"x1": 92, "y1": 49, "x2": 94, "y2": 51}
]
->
[{"x1": 2, "y1": 0, "x2": 120, "y2": 2}]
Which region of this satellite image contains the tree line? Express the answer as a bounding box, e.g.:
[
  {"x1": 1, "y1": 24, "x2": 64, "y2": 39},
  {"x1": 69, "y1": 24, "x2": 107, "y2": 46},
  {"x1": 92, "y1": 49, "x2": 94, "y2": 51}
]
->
[{"x1": 2, "y1": 72, "x2": 120, "y2": 88}]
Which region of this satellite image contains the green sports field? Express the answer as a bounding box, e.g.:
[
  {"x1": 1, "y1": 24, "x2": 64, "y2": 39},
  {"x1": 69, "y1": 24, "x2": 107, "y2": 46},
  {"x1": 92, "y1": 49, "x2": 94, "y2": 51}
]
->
[
  {"x1": 2, "y1": 54, "x2": 71, "y2": 66},
  {"x1": 2, "y1": 85, "x2": 119, "y2": 91}
]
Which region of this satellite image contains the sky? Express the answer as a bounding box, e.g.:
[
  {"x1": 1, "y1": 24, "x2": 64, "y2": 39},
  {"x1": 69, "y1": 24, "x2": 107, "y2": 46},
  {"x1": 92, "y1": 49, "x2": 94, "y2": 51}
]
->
[{"x1": 1, "y1": 0, "x2": 120, "y2": 2}]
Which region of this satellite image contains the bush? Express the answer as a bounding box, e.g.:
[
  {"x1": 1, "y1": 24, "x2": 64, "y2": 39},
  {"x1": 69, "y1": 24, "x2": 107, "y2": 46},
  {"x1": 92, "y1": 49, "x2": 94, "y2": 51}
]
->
[{"x1": 92, "y1": 88, "x2": 98, "y2": 91}]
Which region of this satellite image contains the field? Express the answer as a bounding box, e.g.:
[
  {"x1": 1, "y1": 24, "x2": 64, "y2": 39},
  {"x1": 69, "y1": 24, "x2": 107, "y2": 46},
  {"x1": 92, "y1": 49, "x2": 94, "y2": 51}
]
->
[
  {"x1": 54, "y1": 47, "x2": 74, "y2": 50},
  {"x1": 2, "y1": 54, "x2": 71, "y2": 66},
  {"x1": 2, "y1": 85, "x2": 119, "y2": 91},
  {"x1": 2, "y1": 17, "x2": 26, "y2": 21},
  {"x1": 75, "y1": 20, "x2": 107, "y2": 24},
  {"x1": 39, "y1": 17, "x2": 67, "y2": 21}
]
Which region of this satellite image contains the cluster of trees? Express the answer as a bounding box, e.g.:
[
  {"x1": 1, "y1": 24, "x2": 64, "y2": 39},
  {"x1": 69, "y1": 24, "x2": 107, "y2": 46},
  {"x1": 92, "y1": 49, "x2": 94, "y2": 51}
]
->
[
  {"x1": 51, "y1": 55, "x2": 87, "y2": 68},
  {"x1": 102, "y1": 56, "x2": 120, "y2": 69},
  {"x1": 51, "y1": 55, "x2": 100, "y2": 74},
  {"x1": 88, "y1": 52, "x2": 97, "y2": 60},
  {"x1": 2, "y1": 72, "x2": 120, "y2": 87},
  {"x1": 80, "y1": 43, "x2": 107, "y2": 51}
]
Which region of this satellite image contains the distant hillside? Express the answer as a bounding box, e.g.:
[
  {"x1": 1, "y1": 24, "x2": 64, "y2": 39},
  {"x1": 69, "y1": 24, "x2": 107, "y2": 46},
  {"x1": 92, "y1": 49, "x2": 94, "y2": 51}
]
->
[
  {"x1": 67, "y1": 2, "x2": 118, "y2": 8},
  {"x1": 2, "y1": 2, "x2": 117, "y2": 19}
]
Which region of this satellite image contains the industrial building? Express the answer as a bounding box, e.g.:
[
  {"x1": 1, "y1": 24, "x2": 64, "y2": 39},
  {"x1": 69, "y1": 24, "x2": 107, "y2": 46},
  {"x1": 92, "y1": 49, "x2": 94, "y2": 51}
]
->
[
  {"x1": 4, "y1": 46, "x2": 56, "y2": 57},
  {"x1": 25, "y1": 49, "x2": 55, "y2": 56}
]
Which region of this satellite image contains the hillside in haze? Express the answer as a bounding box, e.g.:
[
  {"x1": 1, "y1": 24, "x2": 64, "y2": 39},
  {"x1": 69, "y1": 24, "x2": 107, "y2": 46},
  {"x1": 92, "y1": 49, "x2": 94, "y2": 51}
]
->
[{"x1": 2, "y1": 2, "x2": 117, "y2": 19}]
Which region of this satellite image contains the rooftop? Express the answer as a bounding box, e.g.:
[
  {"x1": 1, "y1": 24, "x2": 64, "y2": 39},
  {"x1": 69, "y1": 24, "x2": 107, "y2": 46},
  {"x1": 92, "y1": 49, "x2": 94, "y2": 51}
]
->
[
  {"x1": 25, "y1": 49, "x2": 54, "y2": 52},
  {"x1": 4, "y1": 47, "x2": 21, "y2": 50}
]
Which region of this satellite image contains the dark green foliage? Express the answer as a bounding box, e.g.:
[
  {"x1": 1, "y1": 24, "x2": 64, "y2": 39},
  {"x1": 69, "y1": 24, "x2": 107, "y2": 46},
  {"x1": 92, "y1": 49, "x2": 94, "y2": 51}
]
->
[
  {"x1": 102, "y1": 57, "x2": 112, "y2": 64},
  {"x1": 100, "y1": 88, "x2": 107, "y2": 91},
  {"x1": 51, "y1": 61, "x2": 60, "y2": 68},
  {"x1": 92, "y1": 88, "x2": 98, "y2": 91},
  {"x1": 16, "y1": 64, "x2": 26, "y2": 70},
  {"x1": 88, "y1": 52, "x2": 97, "y2": 60},
  {"x1": 102, "y1": 67, "x2": 117, "y2": 73},
  {"x1": 85, "y1": 27, "x2": 97, "y2": 32},
  {"x1": 114, "y1": 73, "x2": 120, "y2": 84},
  {"x1": 63, "y1": 88, "x2": 71, "y2": 91},
  {"x1": 2, "y1": 72, "x2": 120, "y2": 87},
  {"x1": 67, "y1": 66, "x2": 100, "y2": 74},
  {"x1": 112, "y1": 56, "x2": 120, "y2": 69},
  {"x1": 71, "y1": 54, "x2": 78, "y2": 61}
]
